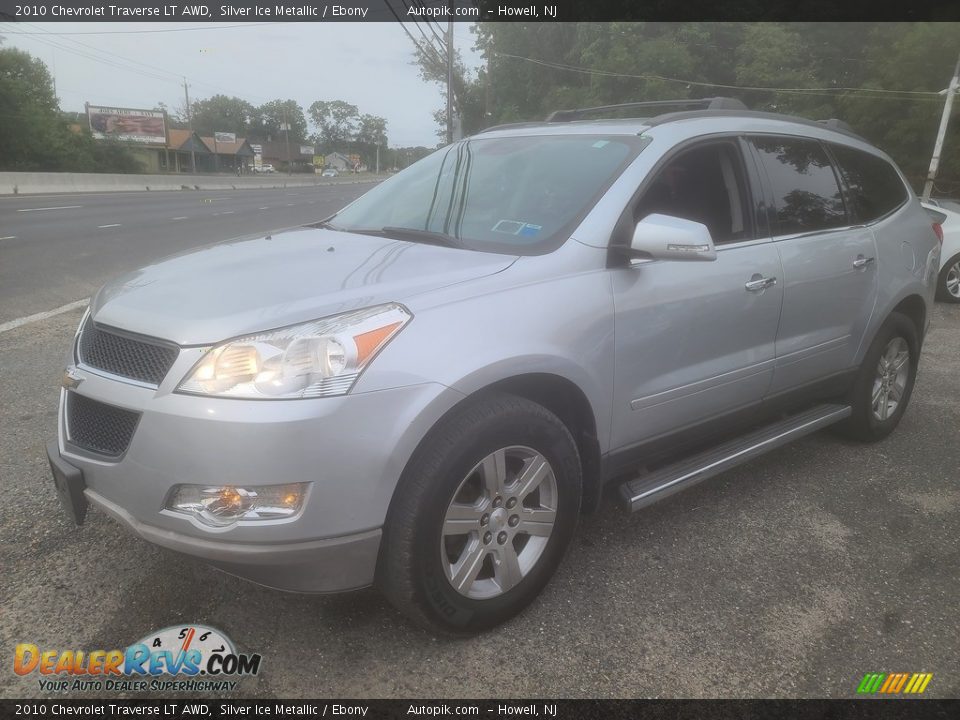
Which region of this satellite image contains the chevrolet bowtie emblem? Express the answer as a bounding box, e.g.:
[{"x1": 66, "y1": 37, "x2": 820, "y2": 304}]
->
[{"x1": 62, "y1": 367, "x2": 84, "y2": 390}]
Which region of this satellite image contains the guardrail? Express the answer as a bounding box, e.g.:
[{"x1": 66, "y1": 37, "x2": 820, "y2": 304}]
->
[{"x1": 0, "y1": 171, "x2": 380, "y2": 196}]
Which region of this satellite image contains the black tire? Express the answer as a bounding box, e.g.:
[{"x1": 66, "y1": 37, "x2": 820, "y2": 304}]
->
[
  {"x1": 835, "y1": 312, "x2": 919, "y2": 442},
  {"x1": 377, "y1": 392, "x2": 581, "y2": 635},
  {"x1": 936, "y1": 252, "x2": 960, "y2": 303}
]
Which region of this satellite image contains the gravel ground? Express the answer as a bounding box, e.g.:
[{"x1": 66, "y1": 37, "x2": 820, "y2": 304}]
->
[{"x1": 1, "y1": 299, "x2": 957, "y2": 700}]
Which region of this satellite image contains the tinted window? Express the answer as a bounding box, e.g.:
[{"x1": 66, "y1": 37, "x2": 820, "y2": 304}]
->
[
  {"x1": 752, "y1": 137, "x2": 847, "y2": 234},
  {"x1": 830, "y1": 145, "x2": 908, "y2": 223}
]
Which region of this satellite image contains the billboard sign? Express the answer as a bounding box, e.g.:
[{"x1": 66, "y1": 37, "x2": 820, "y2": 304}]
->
[
  {"x1": 87, "y1": 105, "x2": 167, "y2": 145},
  {"x1": 312, "y1": 155, "x2": 325, "y2": 167},
  {"x1": 300, "y1": 145, "x2": 315, "y2": 156},
  {"x1": 214, "y1": 132, "x2": 237, "y2": 144}
]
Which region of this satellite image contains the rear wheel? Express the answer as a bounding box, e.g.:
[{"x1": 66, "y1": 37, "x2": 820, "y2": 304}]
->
[
  {"x1": 377, "y1": 393, "x2": 581, "y2": 634},
  {"x1": 836, "y1": 312, "x2": 919, "y2": 442},
  {"x1": 937, "y1": 253, "x2": 960, "y2": 303}
]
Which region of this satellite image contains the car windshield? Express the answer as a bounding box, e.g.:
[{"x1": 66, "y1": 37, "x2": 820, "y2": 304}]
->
[{"x1": 327, "y1": 134, "x2": 648, "y2": 254}]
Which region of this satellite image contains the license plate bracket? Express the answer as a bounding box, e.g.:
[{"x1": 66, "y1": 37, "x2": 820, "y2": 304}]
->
[{"x1": 47, "y1": 441, "x2": 87, "y2": 525}]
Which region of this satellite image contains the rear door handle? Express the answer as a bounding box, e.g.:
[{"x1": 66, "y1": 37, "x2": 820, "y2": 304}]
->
[
  {"x1": 853, "y1": 255, "x2": 875, "y2": 268},
  {"x1": 745, "y1": 276, "x2": 777, "y2": 292}
]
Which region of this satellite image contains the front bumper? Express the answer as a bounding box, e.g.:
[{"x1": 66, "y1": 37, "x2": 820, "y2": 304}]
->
[
  {"x1": 54, "y1": 368, "x2": 460, "y2": 593},
  {"x1": 88, "y1": 487, "x2": 381, "y2": 592}
]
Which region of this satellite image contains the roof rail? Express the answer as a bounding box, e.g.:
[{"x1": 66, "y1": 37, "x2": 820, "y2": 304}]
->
[
  {"x1": 479, "y1": 121, "x2": 547, "y2": 134},
  {"x1": 545, "y1": 97, "x2": 747, "y2": 123},
  {"x1": 644, "y1": 109, "x2": 866, "y2": 141}
]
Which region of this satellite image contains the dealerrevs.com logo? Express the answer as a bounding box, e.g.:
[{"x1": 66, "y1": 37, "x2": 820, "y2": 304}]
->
[{"x1": 14, "y1": 625, "x2": 262, "y2": 693}]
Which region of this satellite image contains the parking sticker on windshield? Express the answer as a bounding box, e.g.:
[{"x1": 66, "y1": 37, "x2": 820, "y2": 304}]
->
[
  {"x1": 493, "y1": 220, "x2": 542, "y2": 237},
  {"x1": 592, "y1": 140, "x2": 610, "y2": 148}
]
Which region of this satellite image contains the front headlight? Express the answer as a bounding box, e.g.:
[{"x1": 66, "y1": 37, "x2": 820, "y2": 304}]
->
[{"x1": 177, "y1": 303, "x2": 411, "y2": 399}]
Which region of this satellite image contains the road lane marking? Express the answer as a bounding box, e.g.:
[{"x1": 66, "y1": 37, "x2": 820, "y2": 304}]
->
[
  {"x1": 258, "y1": 207, "x2": 269, "y2": 210},
  {"x1": 0, "y1": 235, "x2": 15, "y2": 240},
  {"x1": 221, "y1": 211, "x2": 234, "y2": 214},
  {"x1": 286, "y1": 203, "x2": 295, "y2": 206},
  {"x1": 16, "y1": 205, "x2": 82, "y2": 212},
  {"x1": 97, "y1": 224, "x2": 121, "y2": 228},
  {"x1": 172, "y1": 216, "x2": 188, "y2": 220},
  {"x1": 0, "y1": 298, "x2": 89, "y2": 335}
]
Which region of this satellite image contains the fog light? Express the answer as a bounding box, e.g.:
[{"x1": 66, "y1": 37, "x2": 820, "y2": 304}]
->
[{"x1": 166, "y1": 483, "x2": 308, "y2": 527}]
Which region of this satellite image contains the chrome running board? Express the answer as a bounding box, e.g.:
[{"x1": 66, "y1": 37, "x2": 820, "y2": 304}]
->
[{"x1": 619, "y1": 403, "x2": 851, "y2": 512}]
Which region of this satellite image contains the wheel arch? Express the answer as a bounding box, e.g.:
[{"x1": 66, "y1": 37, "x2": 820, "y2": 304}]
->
[
  {"x1": 397, "y1": 372, "x2": 604, "y2": 516},
  {"x1": 482, "y1": 373, "x2": 603, "y2": 514},
  {"x1": 890, "y1": 294, "x2": 927, "y2": 348}
]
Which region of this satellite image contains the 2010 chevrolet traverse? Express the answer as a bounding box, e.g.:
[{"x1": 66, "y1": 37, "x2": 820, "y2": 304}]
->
[{"x1": 48, "y1": 98, "x2": 941, "y2": 633}]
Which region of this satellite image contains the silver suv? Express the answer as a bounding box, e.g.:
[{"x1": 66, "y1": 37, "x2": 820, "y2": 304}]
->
[{"x1": 47, "y1": 98, "x2": 942, "y2": 633}]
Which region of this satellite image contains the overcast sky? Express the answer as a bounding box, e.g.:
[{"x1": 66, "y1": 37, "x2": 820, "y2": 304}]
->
[{"x1": 2, "y1": 22, "x2": 482, "y2": 147}]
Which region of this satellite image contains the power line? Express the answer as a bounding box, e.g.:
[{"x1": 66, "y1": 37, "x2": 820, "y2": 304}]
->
[
  {"x1": 3, "y1": 26, "x2": 180, "y2": 85},
  {"x1": 13, "y1": 21, "x2": 185, "y2": 83},
  {"x1": 2, "y1": 21, "x2": 276, "y2": 108},
  {"x1": 496, "y1": 52, "x2": 945, "y2": 101}
]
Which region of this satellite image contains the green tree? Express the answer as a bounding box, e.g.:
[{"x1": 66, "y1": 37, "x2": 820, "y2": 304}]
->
[
  {"x1": 840, "y1": 23, "x2": 960, "y2": 189},
  {"x1": 352, "y1": 113, "x2": 388, "y2": 169},
  {"x1": 0, "y1": 46, "x2": 67, "y2": 170},
  {"x1": 308, "y1": 100, "x2": 359, "y2": 151},
  {"x1": 0, "y1": 46, "x2": 141, "y2": 172},
  {"x1": 250, "y1": 99, "x2": 308, "y2": 143},
  {"x1": 189, "y1": 94, "x2": 255, "y2": 137}
]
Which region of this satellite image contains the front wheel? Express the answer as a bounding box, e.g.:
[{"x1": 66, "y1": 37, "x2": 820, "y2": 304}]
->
[
  {"x1": 835, "y1": 312, "x2": 919, "y2": 442},
  {"x1": 377, "y1": 393, "x2": 581, "y2": 634}
]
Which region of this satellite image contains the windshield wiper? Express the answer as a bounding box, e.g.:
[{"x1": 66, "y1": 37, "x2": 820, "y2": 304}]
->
[
  {"x1": 308, "y1": 219, "x2": 341, "y2": 230},
  {"x1": 378, "y1": 226, "x2": 465, "y2": 249}
]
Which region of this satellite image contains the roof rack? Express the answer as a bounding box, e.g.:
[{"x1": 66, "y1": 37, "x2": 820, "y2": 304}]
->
[
  {"x1": 545, "y1": 97, "x2": 747, "y2": 123},
  {"x1": 644, "y1": 109, "x2": 866, "y2": 141}
]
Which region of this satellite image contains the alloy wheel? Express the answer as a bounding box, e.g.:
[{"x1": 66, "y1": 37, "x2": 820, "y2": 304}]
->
[
  {"x1": 871, "y1": 337, "x2": 910, "y2": 422},
  {"x1": 440, "y1": 446, "x2": 558, "y2": 600}
]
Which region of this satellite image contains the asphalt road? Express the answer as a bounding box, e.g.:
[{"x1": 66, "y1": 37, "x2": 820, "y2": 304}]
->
[
  {"x1": 0, "y1": 193, "x2": 958, "y2": 699},
  {"x1": 0, "y1": 182, "x2": 375, "y2": 324}
]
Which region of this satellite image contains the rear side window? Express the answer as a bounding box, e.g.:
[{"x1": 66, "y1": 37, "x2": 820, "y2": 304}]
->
[
  {"x1": 829, "y1": 145, "x2": 909, "y2": 223},
  {"x1": 751, "y1": 137, "x2": 847, "y2": 235}
]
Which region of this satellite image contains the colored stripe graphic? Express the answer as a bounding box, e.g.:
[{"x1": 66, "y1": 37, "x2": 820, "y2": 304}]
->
[{"x1": 857, "y1": 672, "x2": 932, "y2": 694}]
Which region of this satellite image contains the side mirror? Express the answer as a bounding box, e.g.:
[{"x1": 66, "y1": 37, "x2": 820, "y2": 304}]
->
[{"x1": 629, "y1": 213, "x2": 717, "y2": 262}]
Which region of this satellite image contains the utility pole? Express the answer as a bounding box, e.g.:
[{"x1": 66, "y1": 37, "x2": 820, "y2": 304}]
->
[
  {"x1": 282, "y1": 107, "x2": 292, "y2": 177},
  {"x1": 183, "y1": 77, "x2": 196, "y2": 174},
  {"x1": 446, "y1": 19, "x2": 454, "y2": 145},
  {"x1": 923, "y1": 51, "x2": 960, "y2": 201},
  {"x1": 376, "y1": 143, "x2": 380, "y2": 175}
]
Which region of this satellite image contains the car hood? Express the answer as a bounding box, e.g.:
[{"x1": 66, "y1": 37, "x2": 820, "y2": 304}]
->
[{"x1": 90, "y1": 227, "x2": 518, "y2": 345}]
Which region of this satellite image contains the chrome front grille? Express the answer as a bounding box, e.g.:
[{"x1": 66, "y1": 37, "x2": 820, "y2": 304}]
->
[
  {"x1": 77, "y1": 319, "x2": 178, "y2": 386},
  {"x1": 66, "y1": 393, "x2": 141, "y2": 457}
]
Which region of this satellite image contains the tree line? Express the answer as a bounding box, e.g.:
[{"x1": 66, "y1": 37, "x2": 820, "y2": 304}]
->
[
  {"x1": 0, "y1": 45, "x2": 142, "y2": 173},
  {"x1": 164, "y1": 96, "x2": 394, "y2": 171},
  {"x1": 0, "y1": 38, "x2": 425, "y2": 173},
  {"x1": 4, "y1": 23, "x2": 960, "y2": 188},
  {"x1": 425, "y1": 22, "x2": 960, "y2": 192}
]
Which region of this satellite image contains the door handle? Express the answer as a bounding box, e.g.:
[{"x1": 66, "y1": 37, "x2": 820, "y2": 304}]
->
[
  {"x1": 745, "y1": 276, "x2": 777, "y2": 292},
  {"x1": 853, "y1": 255, "x2": 875, "y2": 268}
]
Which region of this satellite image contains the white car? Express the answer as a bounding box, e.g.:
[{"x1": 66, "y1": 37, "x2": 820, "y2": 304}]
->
[
  {"x1": 922, "y1": 200, "x2": 960, "y2": 302},
  {"x1": 253, "y1": 164, "x2": 276, "y2": 174}
]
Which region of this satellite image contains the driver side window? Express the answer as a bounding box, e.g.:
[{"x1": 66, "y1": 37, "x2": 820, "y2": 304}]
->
[{"x1": 635, "y1": 142, "x2": 753, "y2": 244}]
